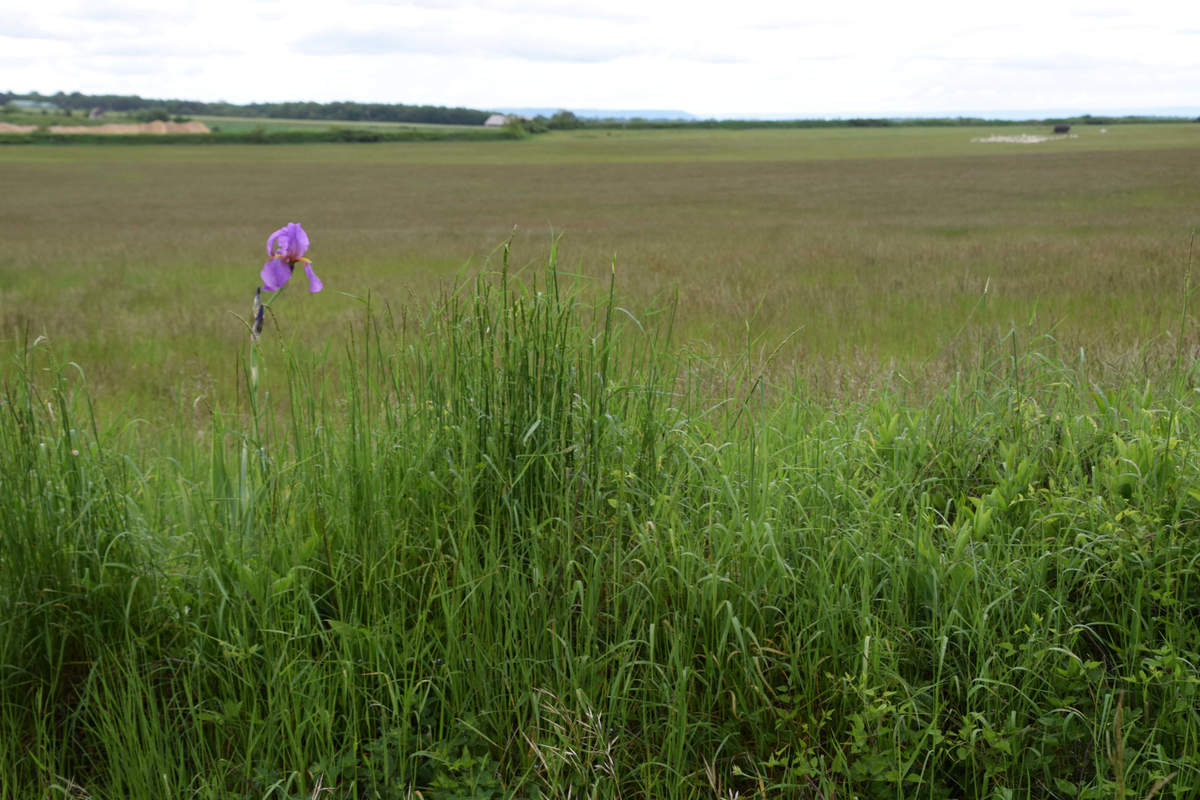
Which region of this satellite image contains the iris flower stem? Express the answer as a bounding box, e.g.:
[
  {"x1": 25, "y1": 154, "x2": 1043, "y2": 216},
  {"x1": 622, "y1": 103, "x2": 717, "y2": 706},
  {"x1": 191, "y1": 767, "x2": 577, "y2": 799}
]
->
[{"x1": 247, "y1": 284, "x2": 289, "y2": 439}]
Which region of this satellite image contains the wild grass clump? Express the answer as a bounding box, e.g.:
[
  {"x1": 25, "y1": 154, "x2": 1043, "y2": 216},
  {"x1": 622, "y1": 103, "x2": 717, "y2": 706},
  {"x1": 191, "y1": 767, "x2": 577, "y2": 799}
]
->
[{"x1": 2, "y1": 251, "x2": 1199, "y2": 799}]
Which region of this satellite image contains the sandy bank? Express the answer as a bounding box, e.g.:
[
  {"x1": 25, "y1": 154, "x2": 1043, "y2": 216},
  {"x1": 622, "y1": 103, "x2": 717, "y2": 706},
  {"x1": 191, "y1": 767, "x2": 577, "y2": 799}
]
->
[{"x1": 0, "y1": 121, "x2": 211, "y2": 134}]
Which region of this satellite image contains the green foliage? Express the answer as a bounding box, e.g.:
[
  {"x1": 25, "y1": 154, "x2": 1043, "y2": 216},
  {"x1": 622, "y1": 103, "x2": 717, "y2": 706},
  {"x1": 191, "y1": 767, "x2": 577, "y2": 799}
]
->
[
  {"x1": 2, "y1": 247, "x2": 1200, "y2": 798},
  {"x1": 500, "y1": 116, "x2": 531, "y2": 139},
  {"x1": 132, "y1": 107, "x2": 170, "y2": 122},
  {"x1": 3, "y1": 90, "x2": 493, "y2": 125},
  {"x1": 521, "y1": 115, "x2": 550, "y2": 134},
  {"x1": 548, "y1": 110, "x2": 582, "y2": 130}
]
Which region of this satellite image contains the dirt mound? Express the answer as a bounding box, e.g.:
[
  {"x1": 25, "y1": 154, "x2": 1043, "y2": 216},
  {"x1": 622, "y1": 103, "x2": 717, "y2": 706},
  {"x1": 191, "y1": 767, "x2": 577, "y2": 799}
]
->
[{"x1": 47, "y1": 121, "x2": 212, "y2": 135}]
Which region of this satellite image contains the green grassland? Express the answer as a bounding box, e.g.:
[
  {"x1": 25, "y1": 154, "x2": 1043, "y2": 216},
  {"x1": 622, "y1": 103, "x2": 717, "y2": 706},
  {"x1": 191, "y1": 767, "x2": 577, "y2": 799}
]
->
[
  {"x1": 2, "y1": 125, "x2": 1200, "y2": 799},
  {"x1": 3, "y1": 124, "x2": 1199, "y2": 419}
]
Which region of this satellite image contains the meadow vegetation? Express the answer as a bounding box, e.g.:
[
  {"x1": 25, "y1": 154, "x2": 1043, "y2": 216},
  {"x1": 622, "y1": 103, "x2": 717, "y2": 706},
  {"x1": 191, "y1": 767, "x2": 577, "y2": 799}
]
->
[
  {"x1": 3, "y1": 124, "x2": 1199, "y2": 420},
  {"x1": 1, "y1": 125, "x2": 1199, "y2": 798}
]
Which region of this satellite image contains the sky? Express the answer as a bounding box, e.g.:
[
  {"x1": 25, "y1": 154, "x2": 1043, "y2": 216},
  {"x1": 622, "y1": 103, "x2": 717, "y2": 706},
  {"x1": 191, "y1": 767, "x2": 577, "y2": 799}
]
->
[{"x1": 3, "y1": 0, "x2": 1198, "y2": 118}]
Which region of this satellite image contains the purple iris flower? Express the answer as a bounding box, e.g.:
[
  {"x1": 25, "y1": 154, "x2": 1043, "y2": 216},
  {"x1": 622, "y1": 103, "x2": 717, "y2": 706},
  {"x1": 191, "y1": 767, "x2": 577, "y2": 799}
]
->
[{"x1": 260, "y1": 222, "x2": 323, "y2": 292}]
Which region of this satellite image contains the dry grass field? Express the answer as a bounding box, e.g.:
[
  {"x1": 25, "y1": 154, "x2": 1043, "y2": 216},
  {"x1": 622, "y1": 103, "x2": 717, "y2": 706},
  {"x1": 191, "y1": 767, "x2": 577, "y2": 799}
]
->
[{"x1": 3, "y1": 124, "x2": 1199, "y2": 418}]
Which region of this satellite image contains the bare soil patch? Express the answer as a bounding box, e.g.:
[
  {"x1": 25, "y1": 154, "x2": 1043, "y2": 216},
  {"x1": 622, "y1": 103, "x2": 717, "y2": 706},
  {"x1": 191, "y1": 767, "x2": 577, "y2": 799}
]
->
[
  {"x1": 48, "y1": 121, "x2": 211, "y2": 134},
  {"x1": 0, "y1": 121, "x2": 211, "y2": 135}
]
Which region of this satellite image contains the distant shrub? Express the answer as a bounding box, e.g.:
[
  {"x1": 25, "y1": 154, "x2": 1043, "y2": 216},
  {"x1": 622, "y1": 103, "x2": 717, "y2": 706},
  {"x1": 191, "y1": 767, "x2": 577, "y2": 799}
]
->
[
  {"x1": 328, "y1": 127, "x2": 383, "y2": 142},
  {"x1": 133, "y1": 107, "x2": 170, "y2": 122},
  {"x1": 522, "y1": 116, "x2": 549, "y2": 134},
  {"x1": 501, "y1": 117, "x2": 531, "y2": 139},
  {"x1": 548, "y1": 110, "x2": 582, "y2": 130}
]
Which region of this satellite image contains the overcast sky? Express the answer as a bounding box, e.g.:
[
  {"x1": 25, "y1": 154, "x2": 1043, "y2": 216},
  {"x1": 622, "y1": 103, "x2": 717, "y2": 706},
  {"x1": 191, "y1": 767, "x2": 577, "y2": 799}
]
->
[{"x1": 3, "y1": 0, "x2": 1198, "y2": 117}]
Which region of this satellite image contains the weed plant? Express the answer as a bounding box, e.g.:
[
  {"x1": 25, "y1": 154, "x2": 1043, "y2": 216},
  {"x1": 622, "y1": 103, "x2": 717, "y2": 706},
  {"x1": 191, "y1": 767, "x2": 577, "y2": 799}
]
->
[{"x1": 2, "y1": 250, "x2": 1199, "y2": 798}]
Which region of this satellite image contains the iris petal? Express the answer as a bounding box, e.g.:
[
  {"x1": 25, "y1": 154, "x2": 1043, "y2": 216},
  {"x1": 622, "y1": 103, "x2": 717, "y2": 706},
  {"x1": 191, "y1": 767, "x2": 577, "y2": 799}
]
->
[
  {"x1": 266, "y1": 226, "x2": 285, "y2": 257},
  {"x1": 287, "y1": 223, "x2": 310, "y2": 258},
  {"x1": 304, "y1": 262, "x2": 323, "y2": 293},
  {"x1": 261, "y1": 258, "x2": 292, "y2": 291}
]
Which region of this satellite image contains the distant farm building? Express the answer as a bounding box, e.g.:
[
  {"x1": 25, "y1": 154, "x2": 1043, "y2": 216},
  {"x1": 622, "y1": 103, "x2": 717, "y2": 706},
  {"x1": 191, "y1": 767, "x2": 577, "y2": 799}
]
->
[
  {"x1": 484, "y1": 114, "x2": 511, "y2": 127},
  {"x1": 1053, "y1": 124, "x2": 1071, "y2": 134}
]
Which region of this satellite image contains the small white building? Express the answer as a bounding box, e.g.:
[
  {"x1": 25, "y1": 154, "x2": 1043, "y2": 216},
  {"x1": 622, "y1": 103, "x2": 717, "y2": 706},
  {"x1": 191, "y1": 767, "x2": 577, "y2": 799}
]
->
[{"x1": 483, "y1": 114, "x2": 511, "y2": 127}]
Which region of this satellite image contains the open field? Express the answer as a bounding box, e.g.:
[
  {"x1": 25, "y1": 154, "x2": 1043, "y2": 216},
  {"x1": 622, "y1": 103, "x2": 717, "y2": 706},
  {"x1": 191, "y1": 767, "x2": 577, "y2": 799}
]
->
[
  {"x1": 190, "y1": 114, "x2": 482, "y2": 133},
  {"x1": 2, "y1": 125, "x2": 1200, "y2": 798},
  {"x1": 3, "y1": 124, "x2": 1199, "y2": 419},
  {"x1": 4, "y1": 267, "x2": 1200, "y2": 799},
  {"x1": 8, "y1": 120, "x2": 1200, "y2": 163}
]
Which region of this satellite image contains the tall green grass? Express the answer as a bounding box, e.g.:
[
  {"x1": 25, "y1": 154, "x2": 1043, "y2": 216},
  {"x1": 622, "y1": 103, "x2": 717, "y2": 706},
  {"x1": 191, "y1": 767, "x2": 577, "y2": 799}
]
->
[{"x1": 2, "y1": 251, "x2": 1199, "y2": 798}]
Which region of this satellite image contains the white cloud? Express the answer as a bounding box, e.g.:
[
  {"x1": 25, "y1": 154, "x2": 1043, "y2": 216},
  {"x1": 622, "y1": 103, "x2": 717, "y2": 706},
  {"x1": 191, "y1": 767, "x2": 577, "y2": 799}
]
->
[
  {"x1": 295, "y1": 26, "x2": 646, "y2": 62},
  {"x1": 0, "y1": 10, "x2": 67, "y2": 39},
  {"x1": 4, "y1": 0, "x2": 1198, "y2": 116}
]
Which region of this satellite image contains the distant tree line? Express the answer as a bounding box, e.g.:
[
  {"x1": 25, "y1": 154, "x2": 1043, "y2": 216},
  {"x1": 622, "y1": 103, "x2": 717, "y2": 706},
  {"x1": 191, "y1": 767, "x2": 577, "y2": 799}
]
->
[
  {"x1": 583, "y1": 113, "x2": 1200, "y2": 130},
  {"x1": 1, "y1": 91, "x2": 492, "y2": 126},
  {"x1": 0, "y1": 127, "x2": 521, "y2": 147},
  {"x1": 4, "y1": 92, "x2": 1196, "y2": 129}
]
